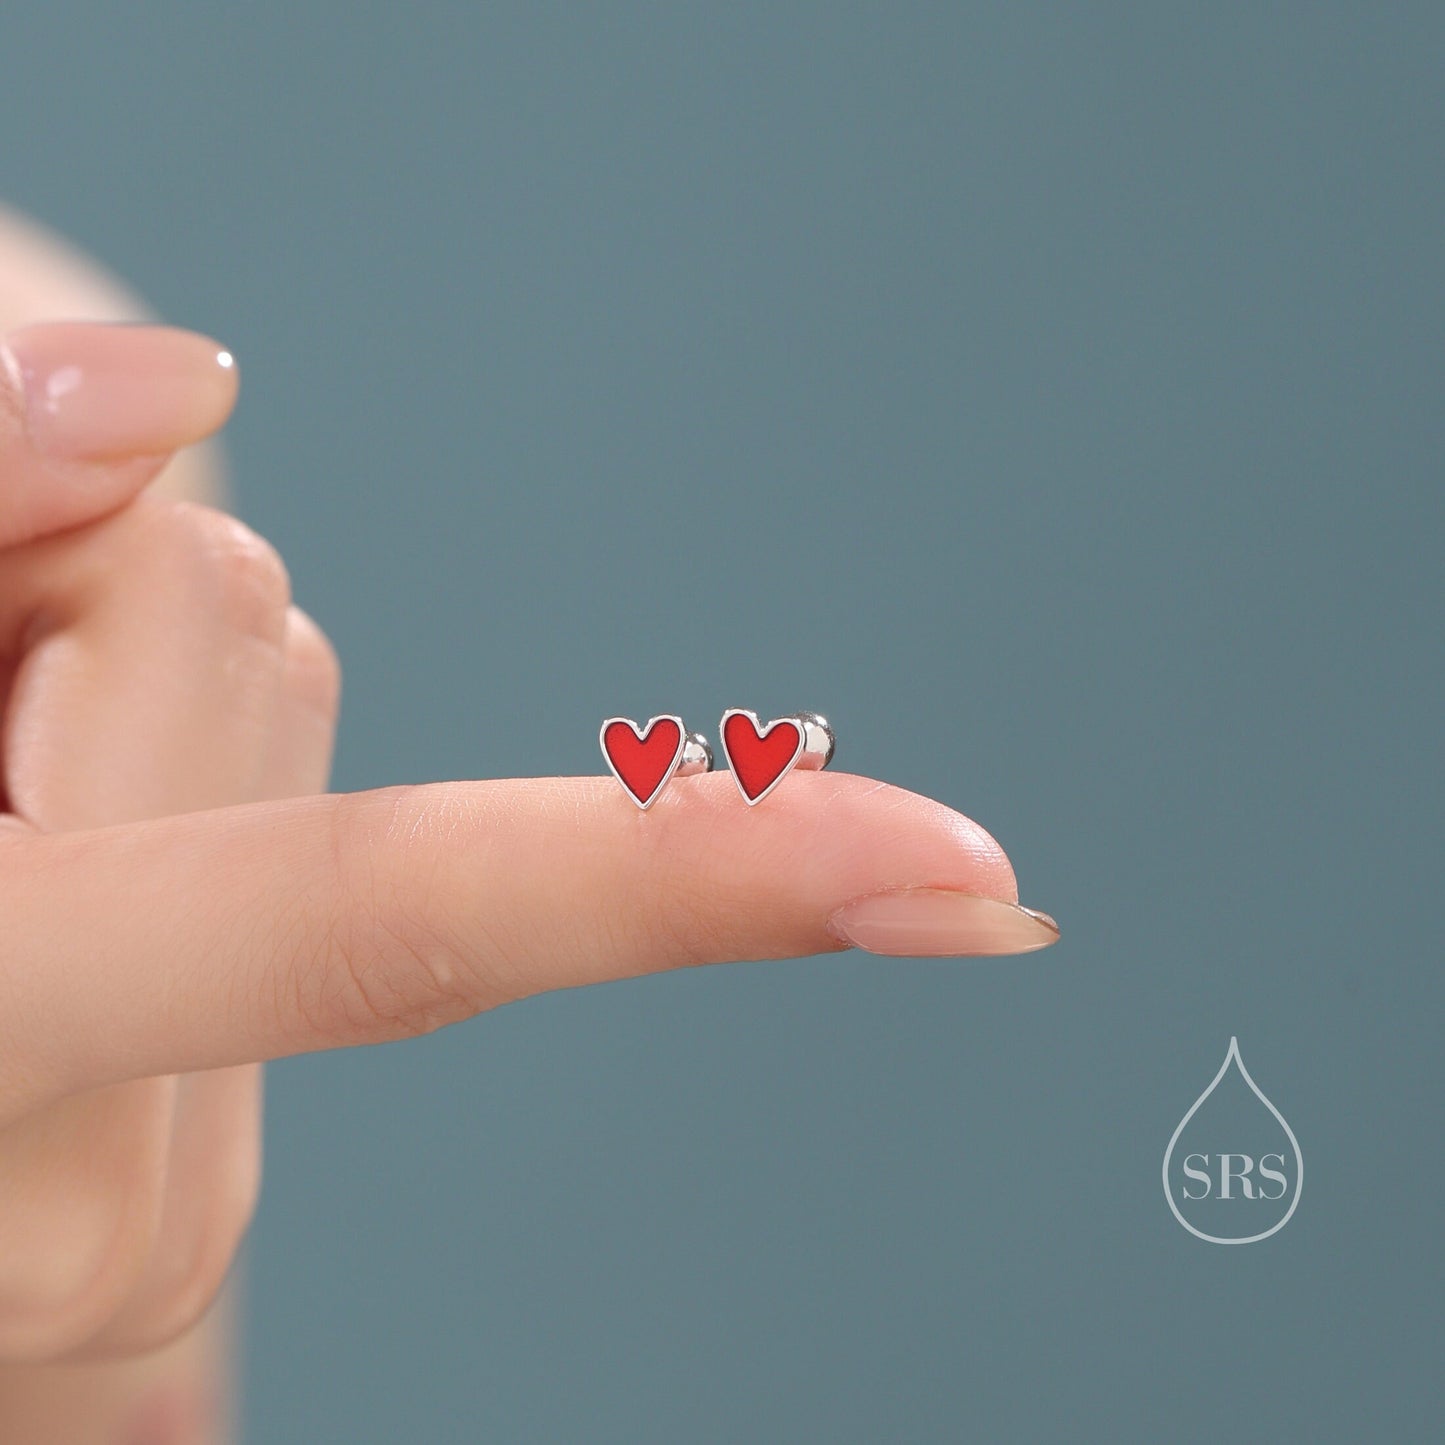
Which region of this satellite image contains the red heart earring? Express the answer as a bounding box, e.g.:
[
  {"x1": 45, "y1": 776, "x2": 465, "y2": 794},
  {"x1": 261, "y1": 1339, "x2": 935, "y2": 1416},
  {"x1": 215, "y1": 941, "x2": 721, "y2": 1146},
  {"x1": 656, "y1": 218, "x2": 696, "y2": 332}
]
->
[
  {"x1": 719, "y1": 709, "x2": 835, "y2": 805},
  {"x1": 600, "y1": 715, "x2": 713, "y2": 809}
]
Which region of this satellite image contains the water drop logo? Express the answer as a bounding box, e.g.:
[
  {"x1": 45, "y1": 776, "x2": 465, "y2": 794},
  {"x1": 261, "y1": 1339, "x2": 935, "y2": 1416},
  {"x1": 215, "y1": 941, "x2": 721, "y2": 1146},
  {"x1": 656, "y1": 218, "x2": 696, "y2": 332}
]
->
[{"x1": 1162, "y1": 1037, "x2": 1303, "y2": 1244}]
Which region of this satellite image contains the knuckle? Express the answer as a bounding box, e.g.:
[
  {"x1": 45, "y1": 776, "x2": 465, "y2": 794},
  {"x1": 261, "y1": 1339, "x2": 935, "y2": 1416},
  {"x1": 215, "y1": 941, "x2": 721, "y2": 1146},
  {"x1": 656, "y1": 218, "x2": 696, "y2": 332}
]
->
[
  {"x1": 132, "y1": 499, "x2": 292, "y2": 645},
  {"x1": 282, "y1": 605, "x2": 343, "y2": 722},
  {"x1": 193, "y1": 510, "x2": 293, "y2": 644},
  {"x1": 279, "y1": 789, "x2": 488, "y2": 1048},
  {"x1": 0, "y1": 1196, "x2": 155, "y2": 1361},
  {"x1": 629, "y1": 813, "x2": 739, "y2": 973}
]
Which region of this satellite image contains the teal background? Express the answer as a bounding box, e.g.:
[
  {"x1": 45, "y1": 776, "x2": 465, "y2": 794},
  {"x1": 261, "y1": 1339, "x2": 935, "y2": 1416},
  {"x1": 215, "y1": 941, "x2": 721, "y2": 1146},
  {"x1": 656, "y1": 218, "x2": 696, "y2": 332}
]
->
[{"x1": 5, "y1": 4, "x2": 1442, "y2": 1441}]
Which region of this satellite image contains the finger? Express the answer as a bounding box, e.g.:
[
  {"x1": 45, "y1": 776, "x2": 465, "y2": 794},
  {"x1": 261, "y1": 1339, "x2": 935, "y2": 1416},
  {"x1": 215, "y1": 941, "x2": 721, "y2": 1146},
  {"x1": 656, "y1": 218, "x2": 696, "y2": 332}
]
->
[
  {"x1": 0, "y1": 497, "x2": 291, "y2": 1358},
  {"x1": 73, "y1": 1065, "x2": 264, "y2": 1361},
  {"x1": 0, "y1": 321, "x2": 237, "y2": 548},
  {"x1": 0, "y1": 494, "x2": 291, "y2": 822},
  {"x1": 88, "y1": 606, "x2": 340, "y2": 1355},
  {"x1": 0, "y1": 771, "x2": 1058, "y2": 1107},
  {"x1": 256, "y1": 605, "x2": 343, "y2": 797}
]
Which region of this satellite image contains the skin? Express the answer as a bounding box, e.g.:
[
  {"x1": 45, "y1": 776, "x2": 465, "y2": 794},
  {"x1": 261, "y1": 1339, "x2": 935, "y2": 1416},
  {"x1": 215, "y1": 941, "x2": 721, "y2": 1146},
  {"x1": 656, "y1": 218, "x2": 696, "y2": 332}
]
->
[
  {"x1": 0, "y1": 204, "x2": 1055, "y2": 1443},
  {"x1": 0, "y1": 205, "x2": 281, "y2": 1444}
]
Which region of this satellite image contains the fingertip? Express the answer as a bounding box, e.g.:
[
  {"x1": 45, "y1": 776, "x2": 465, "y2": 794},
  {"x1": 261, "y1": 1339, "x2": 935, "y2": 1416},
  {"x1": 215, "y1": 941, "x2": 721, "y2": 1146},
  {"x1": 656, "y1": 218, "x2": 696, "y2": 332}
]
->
[
  {"x1": 1, "y1": 321, "x2": 239, "y2": 465},
  {"x1": 513, "y1": 770, "x2": 1029, "y2": 981},
  {"x1": 672, "y1": 773, "x2": 1054, "y2": 963},
  {"x1": 659, "y1": 769, "x2": 1020, "y2": 906}
]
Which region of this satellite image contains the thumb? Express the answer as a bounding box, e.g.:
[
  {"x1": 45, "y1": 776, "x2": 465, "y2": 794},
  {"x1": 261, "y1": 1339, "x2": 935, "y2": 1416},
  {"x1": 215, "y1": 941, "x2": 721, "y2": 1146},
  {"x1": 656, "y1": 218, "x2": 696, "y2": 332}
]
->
[{"x1": 0, "y1": 321, "x2": 237, "y2": 547}]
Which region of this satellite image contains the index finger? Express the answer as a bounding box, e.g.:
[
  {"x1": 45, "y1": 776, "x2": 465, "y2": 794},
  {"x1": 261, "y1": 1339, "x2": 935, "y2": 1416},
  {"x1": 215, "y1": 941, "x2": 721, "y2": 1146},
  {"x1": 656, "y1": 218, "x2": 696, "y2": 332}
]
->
[{"x1": 0, "y1": 772, "x2": 1057, "y2": 1114}]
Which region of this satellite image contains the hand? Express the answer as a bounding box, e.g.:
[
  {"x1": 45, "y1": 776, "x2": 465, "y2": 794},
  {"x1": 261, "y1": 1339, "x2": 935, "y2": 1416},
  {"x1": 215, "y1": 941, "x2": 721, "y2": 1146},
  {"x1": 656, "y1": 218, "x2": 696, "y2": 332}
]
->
[
  {"x1": 0, "y1": 316, "x2": 340, "y2": 1363},
  {"x1": 0, "y1": 321, "x2": 1057, "y2": 1369}
]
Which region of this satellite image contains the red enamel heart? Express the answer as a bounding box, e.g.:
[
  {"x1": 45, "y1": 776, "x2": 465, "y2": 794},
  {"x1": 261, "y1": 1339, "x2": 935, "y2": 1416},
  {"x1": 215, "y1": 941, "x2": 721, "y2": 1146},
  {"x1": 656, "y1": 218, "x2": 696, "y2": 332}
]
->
[
  {"x1": 721, "y1": 712, "x2": 803, "y2": 802},
  {"x1": 602, "y1": 716, "x2": 684, "y2": 808}
]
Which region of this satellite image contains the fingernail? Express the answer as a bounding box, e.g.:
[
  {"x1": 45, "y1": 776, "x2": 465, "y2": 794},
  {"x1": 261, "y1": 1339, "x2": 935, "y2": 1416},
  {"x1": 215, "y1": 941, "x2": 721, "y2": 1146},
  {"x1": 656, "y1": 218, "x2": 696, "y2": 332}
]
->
[
  {"x1": 827, "y1": 888, "x2": 1061, "y2": 957},
  {"x1": 0, "y1": 321, "x2": 237, "y2": 461}
]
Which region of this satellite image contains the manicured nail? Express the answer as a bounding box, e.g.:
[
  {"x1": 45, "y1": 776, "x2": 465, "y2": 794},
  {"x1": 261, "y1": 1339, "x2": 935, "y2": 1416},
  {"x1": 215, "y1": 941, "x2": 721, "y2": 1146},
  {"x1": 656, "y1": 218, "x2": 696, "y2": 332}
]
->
[
  {"x1": 827, "y1": 888, "x2": 1060, "y2": 956},
  {"x1": 0, "y1": 321, "x2": 237, "y2": 461}
]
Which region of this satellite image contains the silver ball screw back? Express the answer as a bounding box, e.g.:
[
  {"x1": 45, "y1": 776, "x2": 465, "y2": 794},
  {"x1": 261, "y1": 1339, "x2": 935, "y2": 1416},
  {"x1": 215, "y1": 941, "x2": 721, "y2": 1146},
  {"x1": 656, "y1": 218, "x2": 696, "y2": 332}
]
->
[
  {"x1": 679, "y1": 730, "x2": 714, "y2": 776},
  {"x1": 792, "y1": 711, "x2": 836, "y2": 771}
]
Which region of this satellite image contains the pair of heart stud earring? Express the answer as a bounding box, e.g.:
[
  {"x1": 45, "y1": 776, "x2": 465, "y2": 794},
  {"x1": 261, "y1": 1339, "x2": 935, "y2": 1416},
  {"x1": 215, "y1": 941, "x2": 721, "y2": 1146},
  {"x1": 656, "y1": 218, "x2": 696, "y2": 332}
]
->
[{"x1": 601, "y1": 709, "x2": 836, "y2": 810}]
